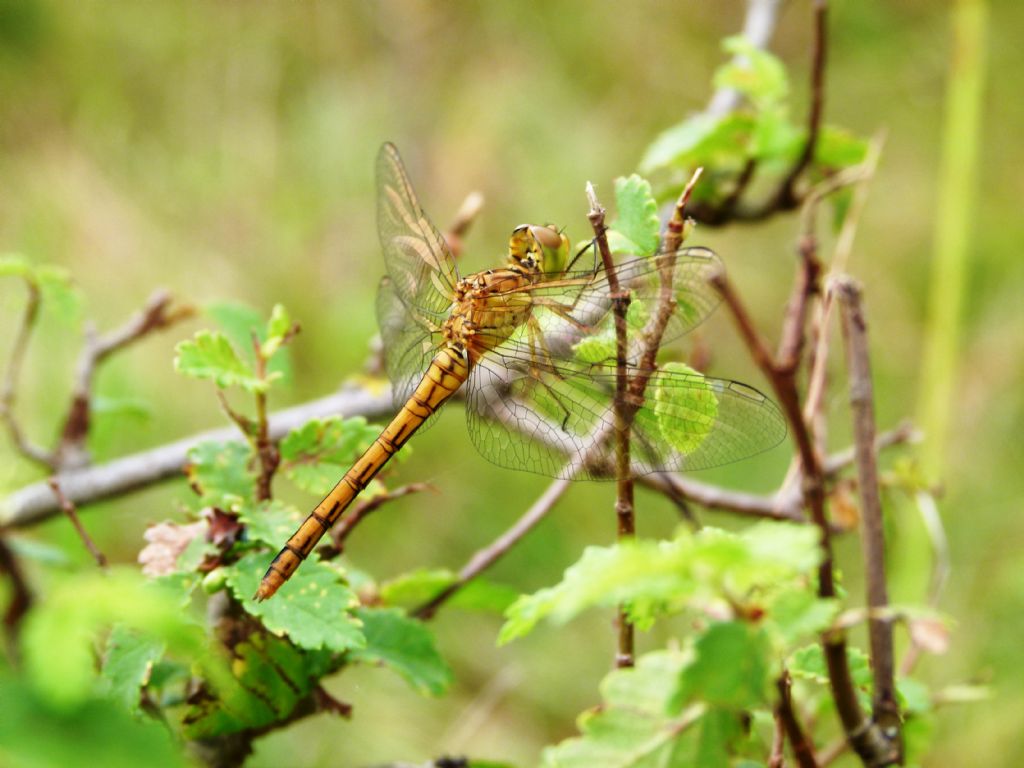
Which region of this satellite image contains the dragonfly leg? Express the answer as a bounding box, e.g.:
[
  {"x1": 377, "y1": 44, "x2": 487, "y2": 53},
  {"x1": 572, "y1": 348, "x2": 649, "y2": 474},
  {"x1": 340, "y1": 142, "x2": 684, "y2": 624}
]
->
[{"x1": 524, "y1": 317, "x2": 575, "y2": 433}]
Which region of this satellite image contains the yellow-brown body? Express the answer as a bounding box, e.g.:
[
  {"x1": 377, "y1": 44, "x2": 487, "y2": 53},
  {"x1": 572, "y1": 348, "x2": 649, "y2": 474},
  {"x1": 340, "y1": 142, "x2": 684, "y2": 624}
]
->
[{"x1": 256, "y1": 252, "x2": 547, "y2": 600}]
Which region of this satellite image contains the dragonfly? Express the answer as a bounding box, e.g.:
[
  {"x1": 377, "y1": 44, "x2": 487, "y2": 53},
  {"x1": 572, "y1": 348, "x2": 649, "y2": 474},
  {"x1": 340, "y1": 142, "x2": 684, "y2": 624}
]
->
[{"x1": 256, "y1": 143, "x2": 786, "y2": 601}]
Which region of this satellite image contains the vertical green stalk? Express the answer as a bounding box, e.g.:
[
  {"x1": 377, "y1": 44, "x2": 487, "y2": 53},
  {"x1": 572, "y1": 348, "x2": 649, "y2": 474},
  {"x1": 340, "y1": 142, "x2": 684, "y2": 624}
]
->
[{"x1": 917, "y1": 0, "x2": 988, "y2": 479}]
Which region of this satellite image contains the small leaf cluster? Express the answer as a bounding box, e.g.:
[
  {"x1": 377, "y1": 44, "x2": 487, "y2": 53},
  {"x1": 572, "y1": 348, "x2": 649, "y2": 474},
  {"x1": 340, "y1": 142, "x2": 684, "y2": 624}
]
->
[{"x1": 639, "y1": 36, "x2": 868, "y2": 214}]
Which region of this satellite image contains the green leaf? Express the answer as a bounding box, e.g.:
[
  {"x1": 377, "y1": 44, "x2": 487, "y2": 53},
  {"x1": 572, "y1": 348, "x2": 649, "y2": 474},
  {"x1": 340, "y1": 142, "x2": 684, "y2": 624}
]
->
[
  {"x1": 653, "y1": 362, "x2": 718, "y2": 454},
  {"x1": 185, "y1": 440, "x2": 254, "y2": 510},
  {"x1": 350, "y1": 608, "x2": 452, "y2": 696},
  {"x1": 280, "y1": 416, "x2": 381, "y2": 496},
  {"x1": 101, "y1": 625, "x2": 166, "y2": 714},
  {"x1": 0, "y1": 253, "x2": 32, "y2": 277},
  {"x1": 239, "y1": 499, "x2": 303, "y2": 547},
  {"x1": 174, "y1": 330, "x2": 265, "y2": 392},
  {"x1": 261, "y1": 303, "x2": 293, "y2": 358},
  {"x1": 572, "y1": 332, "x2": 616, "y2": 365},
  {"x1": 0, "y1": 673, "x2": 188, "y2": 768},
  {"x1": 788, "y1": 643, "x2": 872, "y2": 691},
  {"x1": 21, "y1": 568, "x2": 209, "y2": 709},
  {"x1": 182, "y1": 632, "x2": 334, "y2": 738},
  {"x1": 35, "y1": 264, "x2": 82, "y2": 322},
  {"x1": 641, "y1": 112, "x2": 755, "y2": 175},
  {"x1": 674, "y1": 622, "x2": 772, "y2": 711},
  {"x1": 607, "y1": 175, "x2": 660, "y2": 257},
  {"x1": 224, "y1": 552, "x2": 364, "y2": 652},
  {"x1": 816, "y1": 125, "x2": 869, "y2": 168},
  {"x1": 92, "y1": 395, "x2": 152, "y2": 422},
  {"x1": 897, "y1": 677, "x2": 932, "y2": 714},
  {"x1": 206, "y1": 300, "x2": 293, "y2": 383},
  {"x1": 501, "y1": 522, "x2": 823, "y2": 643},
  {"x1": 765, "y1": 588, "x2": 840, "y2": 647},
  {"x1": 541, "y1": 649, "x2": 704, "y2": 768},
  {"x1": 714, "y1": 35, "x2": 789, "y2": 109}
]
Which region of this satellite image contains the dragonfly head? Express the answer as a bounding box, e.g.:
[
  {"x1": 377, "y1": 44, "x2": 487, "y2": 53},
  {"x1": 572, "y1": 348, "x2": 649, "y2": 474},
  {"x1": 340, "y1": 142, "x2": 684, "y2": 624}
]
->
[{"x1": 509, "y1": 224, "x2": 571, "y2": 276}]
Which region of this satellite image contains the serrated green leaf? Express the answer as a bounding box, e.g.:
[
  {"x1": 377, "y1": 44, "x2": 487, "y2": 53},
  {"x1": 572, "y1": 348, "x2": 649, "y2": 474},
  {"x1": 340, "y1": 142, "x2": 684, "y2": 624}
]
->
[
  {"x1": 788, "y1": 643, "x2": 872, "y2": 691},
  {"x1": 573, "y1": 332, "x2": 616, "y2": 364},
  {"x1": 21, "y1": 568, "x2": 209, "y2": 709},
  {"x1": 207, "y1": 300, "x2": 293, "y2": 383},
  {"x1": 101, "y1": 625, "x2": 166, "y2": 714},
  {"x1": 350, "y1": 608, "x2": 452, "y2": 696},
  {"x1": 608, "y1": 175, "x2": 660, "y2": 257},
  {"x1": 816, "y1": 125, "x2": 869, "y2": 168},
  {"x1": 281, "y1": 416, "x2": 382, "y2": 496},
  {"x1": 766, "y1": 588, "x2": 840, "y2": 647},
  {"x1": 182, "y1": 631, "x2": 333, "y2": 738},
  {"x1": 174, "y1": 330, "x2": 265, "y2": 391},
  {"x1": 185, "y1": 440, "x2": 254, "y2": 510},
  {"x1": 641, "y1": 112, "x2": 756, "y2": 177},
  {"x1": 751, "y1": 106, "x2": 803, "y2": 162},
  {"x1": 239, "y1": 499, "x2": 303, "y2": 547},
  {"x1": 714, "y1": 35, "x2": 789, "y2": 109},
  {"x1": 542, "y1": 650, "x2": 704, "y2": 768},
  {"x1": 501, "y1": 523, "x2": 823, "y2": 644},
  {"x1": 225, "y1": 552, "x2": 364, "y2": 652},
  {"x1": 653, "y1": 362, "x2": 718, "y2": 454},
  {"x1": 694, "y1": 708, "x2": 743, "y2": 768},
  {"x1": 674, "y1": 622, "x2": 772, "y2": 711}
]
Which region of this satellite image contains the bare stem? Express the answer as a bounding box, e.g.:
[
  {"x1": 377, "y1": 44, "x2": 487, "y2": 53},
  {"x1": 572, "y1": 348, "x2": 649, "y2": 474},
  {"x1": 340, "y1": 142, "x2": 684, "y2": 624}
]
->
[
  {"x1": 0, "y1": 279, "x2": 53, "y2": 468},
  {"x1": 774, "y1": 0, "x2": 829, "y2": 208},
  {"x1": 0, "y1": 536, "x2": 33, "y2": 661},
  {"x1": 413, "y1": 478, "x2": 571, "y2": 620},
  {"x1": 47, "y1": 478, "x2": 107, "y2": 568},
  {"x1": 587, "y1": 182, "x2": 635, "y2": 668},
  {"x1": 321, "y1": 482, "x2": 434, "y2": 558},
  {"x1": 57, "y1": 290, "x2": 193, "y2": 469},
  {"x1": 835, "y1": 277, "x2": 901, "y2": 748},
  {"x1": 711, "y1": 261, "x2": 898, "y2": 765},
  {"x1": 777, "y1": 671, "x2": 820, "y2": 768}
]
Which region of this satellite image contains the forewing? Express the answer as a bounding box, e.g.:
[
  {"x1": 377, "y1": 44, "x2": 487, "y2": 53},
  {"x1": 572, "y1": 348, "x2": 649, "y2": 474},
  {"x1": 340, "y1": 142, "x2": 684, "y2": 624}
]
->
[
  {"x1": 464, "y1": 359, "x2": 786, "y2": 479},
  {"x1": 376, "y1": 143, "x2": 459, "y2": 319},
  {"x1": 473, "y1": 247, "x2": 723, "y2": 370},
  {"x1": 375, "y1": 280, "x2": 444, "y2": 439}
]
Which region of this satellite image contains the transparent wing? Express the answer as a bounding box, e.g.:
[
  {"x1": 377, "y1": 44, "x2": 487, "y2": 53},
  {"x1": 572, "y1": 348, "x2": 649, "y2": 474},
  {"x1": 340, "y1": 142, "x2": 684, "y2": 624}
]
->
[
  {"x1": 376, "y1": 143, "x2": 460, "y2": 320},
  {"x1": 464, "y1": 356, "x2": 786, "y2": 480},
  {"x1": 469, "y1": 246, "x2": 723, "y2": 369},
  {"x1": 376, "y1": 277, "x2": 448, "y2": 433}
]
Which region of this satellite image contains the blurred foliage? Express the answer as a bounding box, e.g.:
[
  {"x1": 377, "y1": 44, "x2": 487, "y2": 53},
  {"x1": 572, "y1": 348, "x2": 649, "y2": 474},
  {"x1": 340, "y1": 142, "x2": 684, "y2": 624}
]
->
[{"x1": 1, "y1": 1, "x2": 1022, "y2": 766}]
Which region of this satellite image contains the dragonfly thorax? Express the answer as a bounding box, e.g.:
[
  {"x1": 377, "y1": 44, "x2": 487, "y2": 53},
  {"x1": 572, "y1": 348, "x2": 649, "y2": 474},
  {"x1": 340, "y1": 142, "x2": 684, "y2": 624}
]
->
[{"x1": 443, "y1": 268, "x2": 534, "y2": 364}]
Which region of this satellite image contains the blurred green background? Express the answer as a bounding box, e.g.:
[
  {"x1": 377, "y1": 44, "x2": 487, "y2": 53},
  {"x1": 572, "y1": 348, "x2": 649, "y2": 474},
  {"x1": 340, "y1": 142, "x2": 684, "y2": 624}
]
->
[{"x1": 1, "y1": 1, "x2": 1021, "y2": 765}]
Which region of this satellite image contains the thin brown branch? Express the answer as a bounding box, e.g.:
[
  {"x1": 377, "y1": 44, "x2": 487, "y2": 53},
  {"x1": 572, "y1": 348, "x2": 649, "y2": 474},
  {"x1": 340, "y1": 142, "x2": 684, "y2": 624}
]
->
[
  {"x1": 774, "y1": 0, "x2": 829, "y2": 209},
  {"x1": 0, "y1": 535, "x2": 33, "y2": 661},
  {"x1": 0, "y1": 279, "x2": 54, "y2": 468},
  {"x1": 711, "y1": 264, "x2": 898, "y2": 765},
  {"x1": 586, "y1": 182, "x2": 636, "y2": 669},
  {"x1": 320, "y1": 483, "x2": 434, "y2": 558},
  {"x1": 251, "y1": 334, "x2": 279, "y2": 502},
  {"x1": 835, "y1": 277, "x2": 901, "y2": 748},
  {"x1": 641, "y1": 472, "x2": 804, "y2": 522},
  {"x1": 631, "y1": 167, "x2": 704, "y2": 393},
  {"x1": 823, "y1": 421, "x2": 918, "y2": 477},
  {"x1": 48, "y1": 478, "x2": 107, "y2": 568},
  {"x1": 57, "y1": 290, "x2": 193, "y2": 468},
  {"x1": 413, "y1": 477, "x2": 571, "y2": 620},
  {"x1": 777, "y1": 671, "x2": 820, "y2": 768}
]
